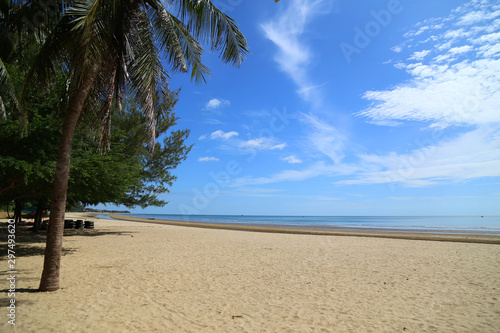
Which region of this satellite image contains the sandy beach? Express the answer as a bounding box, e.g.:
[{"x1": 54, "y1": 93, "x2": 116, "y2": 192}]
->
[{"x1": 1, "y1": 214, "x2": 500, "y2": 332}]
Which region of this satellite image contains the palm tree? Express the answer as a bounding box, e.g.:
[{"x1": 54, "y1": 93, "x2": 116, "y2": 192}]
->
[
  {"x1": 1, "y1": 0, "x2": 68, "y2": 125},
  {"x1": 23, "y1": 0, "x2": 248, "y2": 291}
]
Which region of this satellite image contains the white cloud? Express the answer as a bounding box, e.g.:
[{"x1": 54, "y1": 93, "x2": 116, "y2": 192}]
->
[
  {"x1": 443, "y1": 28, "x2": 469, "y2": 41},
  {"x1": 473, "y1": 31, "x2": 500, "y2": 44},
  {"x1": 231, "y1": 188, "x2": 285, "y2": 198},
  {"x1": 282, "y1": 155, "x2": 303, "y2": 164},
  {"x1": 408, "y1": 49, "x2": 431, "y2": 61},
  {"x1": 338, "y1": 126, "x2": 500, "y2": 187},
  {"x1": 230, "y1": 1, "x2": 500, "y2": 190},
  {"x1": 448, "y1": 45, "x2": 473, "y2": 55},
  {"x1": 365, "y1": 119, "x2": 403, "y2": 127},
  {"x1": 434, "y1": 54, "x2": 451, "y2": 63},
  {"x1": 360, "y1": 59, "x2": 500, "y2": 127},
  {"x1": 456, "y1": 9, "x2": 500, "y2": 26},
  {"x1": 205, "y1": 118, "x2": 224, "y2": 125},
  {"x1": 198, "y1": 157, "x2": 220, "y2": 162},
  {"x1": 393, "y1": 62, "x2": 406, "y2": 69},
  {"x1": 203, "y1": 98, "x2": 230, "y2": 110},
  {"x1": 241, "y1": 138, "x2": 287, "y2": 150},
  {"x1": 232, "y1": 161, "x2": 356, "y2": 187},
  {"x1": 359, "y1": 0, "x2": 500, "y2": 129},
  {"x1": 261, "y1": 0, "x2": 332, "y2": 102},
  {"x1": 391, "y1": 45, "x2": 403, "y2": 53},
  {"x1": 300, "y1": 113, "x2": 346, "y2": 164},
  {"x1": 416, "y1": 25, "x2": 431, "y2": 35},
  {"x1": 232, "y1": 126, "x2": 500, "y2": 187},
  {"x1": 210, "y1": 130, "x2": 239, "y2": 140},
  {"x1": 480, "y1": 43, "x2": 500, "y2": 58}
]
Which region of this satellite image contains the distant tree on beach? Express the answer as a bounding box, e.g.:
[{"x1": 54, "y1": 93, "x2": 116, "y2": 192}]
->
[{"x1": 6, "y1": 0, "x2": 248, "y2": 292}]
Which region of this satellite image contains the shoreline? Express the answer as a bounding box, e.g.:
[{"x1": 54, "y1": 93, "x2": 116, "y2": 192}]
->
[{"x1": 102, "y1": 213, "x2": 500, "y2": 244}]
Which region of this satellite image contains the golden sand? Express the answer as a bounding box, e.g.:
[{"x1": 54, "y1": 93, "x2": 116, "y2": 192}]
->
[{"x1": 1, "y1": 214, "x2": 500, "y2": 332}]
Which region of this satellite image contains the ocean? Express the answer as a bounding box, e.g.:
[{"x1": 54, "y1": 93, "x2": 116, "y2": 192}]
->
[{"x1": 113, "y1": 214, "x2": 500, "y2": 236}]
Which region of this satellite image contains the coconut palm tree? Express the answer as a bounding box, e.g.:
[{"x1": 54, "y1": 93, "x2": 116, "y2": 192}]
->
[
  {"x1": 1, "y1": 0, "x2": 68, "y2": 124},
  {"x1": 23, "y1": 0, "x2": 248, "y2": 291}
]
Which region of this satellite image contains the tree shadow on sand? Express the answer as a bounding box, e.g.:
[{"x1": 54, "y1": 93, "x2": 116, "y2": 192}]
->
[
  {"x1": 0, "y1": 297, "x2": 35, "y2": 308},
  {"x1": 0, "y1": 225, "x2": 136, "y2": 259},
  {"x1": 0, "y1": 288, "x2": 51, "y2": 302},
  {"x1": 0, "y1": 226, "x2": 137, "y2": 294}
]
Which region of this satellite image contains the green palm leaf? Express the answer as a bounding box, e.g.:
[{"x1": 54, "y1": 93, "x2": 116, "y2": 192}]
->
[
  {"x1": 176, "y1": 0, "x2": 249, "y2": 66},
  {"x1": 0, "y1": 58, "x2": 27, "y2": 132}
]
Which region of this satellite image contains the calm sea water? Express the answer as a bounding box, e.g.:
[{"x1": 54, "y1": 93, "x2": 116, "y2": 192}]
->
[{"x1": 116, "y1": 214, "x2": 500, "y2": 236}]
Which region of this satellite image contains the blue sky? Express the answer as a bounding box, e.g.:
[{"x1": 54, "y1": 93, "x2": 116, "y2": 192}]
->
[{"x1": 96, "y1": 0, "x2": 500, "y2": 216}]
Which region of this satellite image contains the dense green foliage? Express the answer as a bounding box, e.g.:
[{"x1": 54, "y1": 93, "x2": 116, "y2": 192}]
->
[
  {"x1": 0, "y1": 60, "x2": 191, "y2": 211},
  {"x1": 0, "y1": 61, "x2": 63, "y2": 208},
  {"x1": 68, "y1": 95, "x2": 192, "y2": 209}
]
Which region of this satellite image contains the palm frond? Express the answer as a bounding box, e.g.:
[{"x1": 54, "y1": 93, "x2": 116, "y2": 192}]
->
[
  {"x1": 5, "y1": 0, "x2": 68, "y2": 57},
  {"x1": 127, "y1": 6, "x2": 169, "y2": 151},
  {"x1": 0, "y1": 58, "x2": 27, "y2": 132},
  {"x1": 177, "y1": 0, "x2": 249, "y2": 67},
  {"x1": 65, "y1": 0, "x2": 112, "y2": 68},
  {"x1": 152, "y1": 5, "x2": 210, "y2": 84},
  {"x1": 0, "y1": 96, "x2": 6, "y2": 120},
  {"x1": 19, "y1": 0, "x2": 249, "y2": 153},
  {"x1": 98, "y1": 63, "x2": 117, "y2": 151},
  {"x1": 23, "y1": 15, "x2": 73, "y2": 98}
]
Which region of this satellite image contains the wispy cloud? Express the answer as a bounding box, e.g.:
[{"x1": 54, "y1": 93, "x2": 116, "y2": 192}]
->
[
  {"x1": 232, "y1": 161, "x2": 356, "y2": 186},
  {"x1": 300, "y1": 113, "x2": 347, "y2": 164},
  {"x1": 203, "y1": 98, "x2": 230, "y2": 111},
  {"x1": 216, "y1": 1, "x2": 500, "y2": 191},
  {"x1": 261, "y1": 0, "x2": 333, "y2": 102},
  {"x1": 229, "y1": 187, "x2": 343, "y2": 202},
  {"x1": 210, "y1": 130, "x2": 239, "y2": 140},
  {"x1": 204, "y1": 118, "x2": 224, "y2": 125},
  {"x1": 408, "y1": 49, "x2": 431, "y2": 61},
  {"x1": 198, "y1": 157, "x2": 220, "y2": 162},
  {"x1": 455, "y1": 5, "x2": 500, "y2": 26},
  {"x1": 234, "y1": 125, "x2": 500, "y2": 188},
  {"x1": 389, "y1": 195, "x2": 477, "y2": 201},
  {"x1": 363, "y1": 1, "x2": 500, "y2": 128},
  {"x1": 231, "y1": 114, "x2": 349, "y2": 186},
  {"x1": 339, "y1": 125, "x2": 500, "y2": 187},
  {"x1": 391, "y1": 45, "x2": 403, "y2": 53},
  {"x1": 240, "y1": 138, "x2": 287, "y2": 151},
  {"x1": 282, "y1": 155, "x2": 303, "y2": 164},
  {"x1": 230, "y1": 187, "x2": 285, "y2": 198}
]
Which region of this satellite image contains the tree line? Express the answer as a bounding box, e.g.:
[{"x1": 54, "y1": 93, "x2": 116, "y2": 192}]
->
[{"x1": 1, "y1": 58, "x2": 192, "y2": 228}]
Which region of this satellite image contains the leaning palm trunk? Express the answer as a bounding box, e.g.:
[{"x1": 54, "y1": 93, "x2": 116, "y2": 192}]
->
[
  {"x1": 39, "y1": 65, "x2": 99, "y2": 291},
  {"x1": 29, "y1": 0, "x2": 248, "y2": 292}
]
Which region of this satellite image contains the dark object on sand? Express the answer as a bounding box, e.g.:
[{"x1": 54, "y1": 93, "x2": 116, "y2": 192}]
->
[
  {"x1": 75, "y1": 220, "x2": 84, "y2": 229},
  {"x1": 64, "y1": 219, "x2": 75, "y2": 229},
  {"x1": 84, "y1": 221, "x2": 95, "y2": 229},
  {"x1": 40, "y1": 220, "x2": 49, "y2": 230}
]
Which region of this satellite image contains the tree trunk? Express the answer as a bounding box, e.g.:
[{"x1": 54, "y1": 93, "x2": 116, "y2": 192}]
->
[
  {"x1": 6, "y1": 202, "x2": 12, "y2": 219},
  {"x1": 14, "y1": 200, "x2": 22, "y2": 228},
  {"x1": 39, "y1": 65, "x2": 99, "y2": 292},
  {"x1": 33, "y1": 204, "x2": 44, "y2": 233}
]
